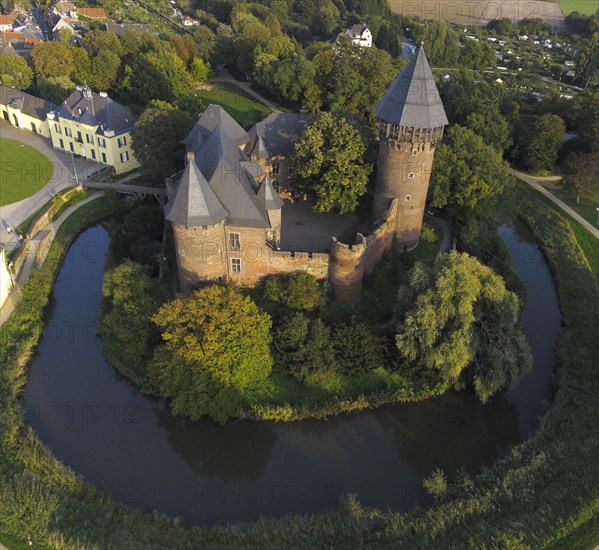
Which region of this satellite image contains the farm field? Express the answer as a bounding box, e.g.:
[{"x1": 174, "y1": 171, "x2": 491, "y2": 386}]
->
[
  {"x1": 555, "y1": 0, "x2": 598, "y2": 15},
  {"x1": 388, "y1": 0, "x2": 566, "y2": 29},
  {"x1": 0, "y1": 138, "x2": 53, "y2": 206}
]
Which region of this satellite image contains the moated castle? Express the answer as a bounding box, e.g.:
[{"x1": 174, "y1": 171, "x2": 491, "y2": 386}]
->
[{"x1": 165, "y1": 46, "x2": 448, "y2": 303}]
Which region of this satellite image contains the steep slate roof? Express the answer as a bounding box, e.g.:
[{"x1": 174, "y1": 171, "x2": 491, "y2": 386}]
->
[
  {"x1": 247, "y1": 112, "x2": 312, "y2": 158},
  {"x1": 53, "y1": 86, "x2": 135, "y2": 135},
  {"x1": 0, "y1": 39, "x2": 17, "y2": 55},
  {"x1": 0, "y1": 85, "x2": 56, "y2": 120},
  {"x1": 165, "y1": 153, "x2": 228, "y2": 226},
  {"x1": 347, "y1": 23, "x2": 368, "y2": 37},
  {"x1": 376, "y1": 45, "x2": 448, "y2": 129},
  {"x1": 257, "y1": 175, "x2": 284, "y2": 210},
  {"x1": 182, "y1": 104, "x2": 249, "y2": 148}
]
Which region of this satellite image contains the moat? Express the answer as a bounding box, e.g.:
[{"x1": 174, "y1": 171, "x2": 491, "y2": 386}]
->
[{"x1": 23, "y1": 219, "x2": 560, "y2": 526}]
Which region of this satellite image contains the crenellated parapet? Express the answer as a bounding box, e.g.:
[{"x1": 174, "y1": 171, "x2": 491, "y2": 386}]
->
[{"x1": 329, "y1": 235, "x2": 367, "y2": 304}]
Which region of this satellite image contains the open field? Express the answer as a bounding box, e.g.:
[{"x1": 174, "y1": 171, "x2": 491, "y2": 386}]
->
[
  {"x1": 195, "y1": 82, "x2": 271, "y2": 129},
  {"x1": 555, "y1": 0, "x2": 598, "y2": 15},
  {"x1": 388, "y1": 0, "x2": 566, "y2": 29},
  {"x1": 0, "y1": 139, "x2": 53, "y2": 206}
]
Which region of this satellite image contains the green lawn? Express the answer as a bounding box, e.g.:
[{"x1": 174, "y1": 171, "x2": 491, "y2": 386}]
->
[
  {"x1": 555, "y1": 0, "x2": 597, "y2": 15},
  {"x1": 196, "y1": 82, "x2": 271, "y2": 129},
  {"x1": 515, "y1": 179, "x2": 599, "y2": 279},
  {"x1": 546, "y1": 183, "x2": 599, "y2": 228},
  {"x1": 0, "y1": 138, "x2": 54, "y2": 206}
]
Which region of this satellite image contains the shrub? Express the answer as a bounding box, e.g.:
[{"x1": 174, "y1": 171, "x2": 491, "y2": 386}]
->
[
  {"x1": 423, "y1": 468, "x2": 447, "y2": 499},
  {"x1": 263, "y1": 272, "x2": 324, "y2": 311}
]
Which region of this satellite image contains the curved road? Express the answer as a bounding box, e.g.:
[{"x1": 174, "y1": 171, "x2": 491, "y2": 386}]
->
[{"x1": 510, "y1": 169, "x2": 599, "y2": 239}]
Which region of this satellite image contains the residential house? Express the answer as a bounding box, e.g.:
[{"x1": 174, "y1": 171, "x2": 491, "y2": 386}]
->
[
  {"x1": 336, "y1": 23, "x2": 372, "y2": 47},
  {"x1": 47, "y1": 85, "x2": 139, "y2": 173},
  {"x1": 77, "y1": 7, "x2": 106, "y2": 19},
  {"x1": 0, "y1": 13, "x2": 15, "y2": 32}
]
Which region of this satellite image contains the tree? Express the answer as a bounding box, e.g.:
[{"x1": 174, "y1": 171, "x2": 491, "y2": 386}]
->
[
  {"x1": 263, "y1": 272, "x2": 324, "y2": 311},
  {"x1": 459, "y1": 39, "x2": 494, "y2": 70},
  {"x1": 562, "y1": 151, "x2": 599, "y2": 203},
  {"x1": 132, "y1": 101, "x2": 194, "y2": 179},
  {"x1": 170, "y1": 34, "x2": 200, "y2": 65},
  {"x1": 0, "y1": 474, "x2": 59, "y2": 545},
  {"x1": 255, "y1": 55, "x2": 314, "y2": 103},
  {"x1": 90, "y1": 50, "x2": 120, "y2": 90},
  {"x1": 30, "y1": 41, "x2": 73, "y2": 78},
  {"x1": 190, "y1": 57, "x2": 210, "y2": 81},
  {"x1": 466, "y1": 108, "x2": 511, "y2": 152},
  {"x1": 69, "y1": 46, "x2": 92, "y2": 84},
  {"x1": 575, "y1": 32, "x2": 599, "y2": 86},
  {"x1": 431, "y1": 125, "x2": 510, "y2": 211},
  {"x1": 83, "y1": 30, "x2": 122, "y2": 58},
  {"x1": 191, "y1": 25, "x2": 217, "y2": 62},
  {"x1": 294, "y1": 112, "x2": 371, "y2": 213},
  {"x1": 333, "y1": 323, "x2": 386, "y2": 375},
  {"x1": 120, "y1": 30, "x2": 160, "y2": 57},
  {"x1": 412, "y1": 20, "x2": 459, "y2": 67},
  {"x1": 143, "y1": 48, "x2": 194, "y2": 99},
  {"x1": 516, "y1": 114, "x2": 566, "y2": 173},
  {"x1": 99, "y1": 260, "x2": 160, "y2": 381},
  {"x1": 396, "y1": 252, "x2": 532, "y2": 403},
  {"x1": 423, "y1": 468, "x2": 447, "y2": 499},
  {"x1": 149, "y1": 285, "x2": 273, "y2": 423},
  {"x1": 0, "y1": 53, "x2": 33, "y2": 89}
]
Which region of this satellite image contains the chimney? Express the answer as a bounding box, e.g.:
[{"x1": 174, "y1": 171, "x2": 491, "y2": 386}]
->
[{"x1": 99, "y1": 91, "x2": 108, "y2": 98}]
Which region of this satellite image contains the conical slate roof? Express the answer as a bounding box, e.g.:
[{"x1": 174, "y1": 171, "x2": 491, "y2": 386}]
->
[
  {"x1": 257, "y1": 176, "x2": 284, "y2": 210},
  {"x1": 376, "y1": 45, "x2": 448, "y2": 129},
  {"x1": 165, "y1": 153, "x2": 228, "y2": 227}
]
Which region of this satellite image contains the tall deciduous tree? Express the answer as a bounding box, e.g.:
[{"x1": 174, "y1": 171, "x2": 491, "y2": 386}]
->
[
  {"x1": 563, "y1": 150, "x2": 599, "y2": 203},
  {"x1": 431, "y1": 125, "x2": 510, "y2": 211},
  {"x1": 293, "y1": 111, "x2": 371, "y2": 213},
  {"x1": 99, "y1": 260, "x2": 160, "y2": 382},
  {"x1": 516, "y1": 114, "x2": 566, "y2": 173},
  {"x1": 0, "y1": 53, "x2": 33, "y2": 89},
  {"x1": 396, "y1": 252, "x2": 532, "y2": 402},
  {"x1": 131, "y1": 101, "x2": 194, "y2": 179},
  {"x1": 30, "y1": 41, "x2": 73, "y2": 78},
  {"x1": 149, "y1": 285, "x2": 273, "y2": 423}
]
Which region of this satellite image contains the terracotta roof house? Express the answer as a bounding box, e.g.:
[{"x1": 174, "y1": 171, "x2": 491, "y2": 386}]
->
[
  {"x1": 0, "y1": 13, "x2": 16, "y2": 32},
  {"x1": 77, "y1": 7, "x2": 106, "y2": 19}
]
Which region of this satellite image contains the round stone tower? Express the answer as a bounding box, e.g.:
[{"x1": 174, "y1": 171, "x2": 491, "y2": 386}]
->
[{"x1": 372, "y1": 45, "x2": 448, "y2": 251}]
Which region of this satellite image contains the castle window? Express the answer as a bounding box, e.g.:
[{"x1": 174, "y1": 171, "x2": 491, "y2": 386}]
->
[
  {"x1": 98, "y1": 137, "x2": 106, "y2": 148},
  {"x1": 231, "y1": 258, "x2": 241, "y2": 273},
  {"x1": 91, "y1": 149, "x2": 96, "y2": 160},
  {"x1": 228, "y1": 233, "x2": 240, "y2": 250},
  {"x1": 272, "y1": 161, "x2": 280, "y2": 175},
  {"x1": 101, "y1": 152, "x2": 107, "y2": 163},
  {"x1": 272, "y1": 180, "x2": 280, "y2": 193},
  {"x1": 118, "y1": 136, "x2": 127, "y2": 148},
  {"x1": 55, "y1": 123, "x2": 62, "y2": 134},
  {"x1": 64, "y1": 127, "x2": 72, "y2": 137},
  {"x1": 408, "y1": 172, "x2": 415, "y2": 179},
  {"x1": 86, "y1": 134, "x2": 93, "y2": 144},
  {"x1": 120, "y1": 151, "x2": 129, "y2": 163},
  {"x1": 287, "y1": 163, "x2": 294, "y2": 175},
  {"x1": 405, "y1": 195, "x2": 412, "y2": 202}
]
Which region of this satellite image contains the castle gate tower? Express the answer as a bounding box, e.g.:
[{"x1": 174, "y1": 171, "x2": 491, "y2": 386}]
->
[{"x1": 372, "y1": 45, "x2": 448, "y2": 250}]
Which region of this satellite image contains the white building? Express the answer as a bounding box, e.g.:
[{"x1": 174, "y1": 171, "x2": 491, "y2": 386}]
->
[{"x1": 343, "y1": 23, "x2": 372, "y2": 47}]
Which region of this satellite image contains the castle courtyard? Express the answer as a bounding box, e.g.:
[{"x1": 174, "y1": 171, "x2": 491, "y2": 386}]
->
[{"x1": 279, "y1": 199, "x2": 371, "y2": 253}]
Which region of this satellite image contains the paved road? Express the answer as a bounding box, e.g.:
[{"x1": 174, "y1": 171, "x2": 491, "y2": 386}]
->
[
  {"x1": 0, "y1": 192, "x2": 103, "y2": 325},
  {"x1": 213, "y1": 68, "x2": 282, "y2": 112},
  {"x1": 510, "y1": 169, "x2": 599, "y2": 239},
  {"x1": 0, "y1": 122, "x2": 103, "y2": 248},
  {"x1": 426, "y1": 213, "x2": 454, "y2": 252}
]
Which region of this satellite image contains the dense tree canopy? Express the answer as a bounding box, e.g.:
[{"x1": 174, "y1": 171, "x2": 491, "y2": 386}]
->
[
  {"x1": 294, "y1": 112, "x2": 371, "y2": 213},
  {"x1": 431, "y1": 125, "x2": 510, "y2": 211},
  {"x1": 149, "y1": 285, "x2": 273, "y2": 423},
  {"x1": 99, "y1": 260, "x2": 160, "y2": 381},
  {"x1": 516, "y1": 114, "x2": 566, "y2": 173},
  {"x1": 396, "y1": 252, "x2": 532, "y2": 402},
  {"x1": 131, "y1": 101, "x2": 194, "y2": 180},
  {"x1": 30, "y1": 42, "x2": 73, "y2": 78},
  {"x1": 562, "y1": 151, "x2": 599, "y2": 203},
  {"x1": 0, "y1": 54, "x2": 33, "y2": 89}
]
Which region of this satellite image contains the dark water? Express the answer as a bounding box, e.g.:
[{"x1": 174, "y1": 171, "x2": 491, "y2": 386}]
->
[{"x1": 23, "y1": 220, "x2": 560, "y2": 526}]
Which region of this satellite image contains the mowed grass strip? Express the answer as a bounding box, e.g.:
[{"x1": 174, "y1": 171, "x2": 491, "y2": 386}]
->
[
  {"x1": 0, "y1": 138, "x2": 54, "y2": 206},
  {"x1": 195, "y1": 82, "x2": 271, "y2": 129}
]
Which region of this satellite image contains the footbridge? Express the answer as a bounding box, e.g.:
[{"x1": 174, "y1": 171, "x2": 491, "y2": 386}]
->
[{"x1": 84, "y1": 180, "x2": 168, "y2": 199}]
